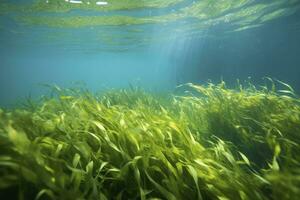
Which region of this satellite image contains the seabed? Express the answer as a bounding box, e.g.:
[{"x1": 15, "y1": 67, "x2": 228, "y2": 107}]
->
[{"x1": 0, "y1": 81, "x2": 299, "y2": 200}]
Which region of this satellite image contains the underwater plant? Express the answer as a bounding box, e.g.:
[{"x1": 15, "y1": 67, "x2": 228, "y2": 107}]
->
[{"x1": 0, "y1": 81, "x2": 300, "y2": 200}]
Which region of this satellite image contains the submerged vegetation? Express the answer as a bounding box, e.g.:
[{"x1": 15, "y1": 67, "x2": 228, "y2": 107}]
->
[{"x1": 0, "y1": 81, "x2": 300, "y2": 199}]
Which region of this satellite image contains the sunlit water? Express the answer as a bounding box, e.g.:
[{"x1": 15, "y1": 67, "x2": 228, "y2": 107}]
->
[{"x1": 1, "y1": 0, "x2": 300, "y2": 106}]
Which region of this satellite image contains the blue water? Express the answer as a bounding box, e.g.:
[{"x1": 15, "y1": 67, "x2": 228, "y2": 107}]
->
[{"x1": 1, "y1": 0, "x2": 300, "y2": 107}]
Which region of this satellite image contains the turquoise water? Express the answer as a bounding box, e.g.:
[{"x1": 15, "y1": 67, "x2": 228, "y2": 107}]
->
[
  {"x1": 1, "y1": 1, "x2": 300, "y2": 200},
  {"x1": 1, "y1": 0, "x2": 300, "y2": 106}
]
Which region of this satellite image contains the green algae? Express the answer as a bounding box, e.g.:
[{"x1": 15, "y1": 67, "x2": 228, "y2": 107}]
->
[
  {"x1": 0, "y1": 0, "x2": 184, "y2": 13},
  {"x1": 19, "y1": 15, "x2": 148, "y2": 27},
  {"x1": 31, "y1": 0, "x2": 184, "y2": 12},
  {"x1": 0, "y1": 81, "x2": 300, "y2": 199}
]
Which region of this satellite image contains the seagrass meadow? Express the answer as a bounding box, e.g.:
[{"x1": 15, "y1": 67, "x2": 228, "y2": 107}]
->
[
  {"x1": 0, "y1": 81, "x2": 300, "y2": 200},
  {"x1": 1, "y1": 1, "x2": 300, "y2": 200}
]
